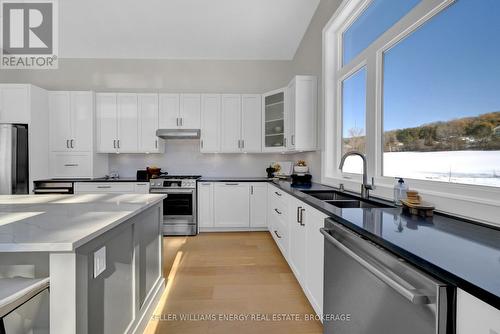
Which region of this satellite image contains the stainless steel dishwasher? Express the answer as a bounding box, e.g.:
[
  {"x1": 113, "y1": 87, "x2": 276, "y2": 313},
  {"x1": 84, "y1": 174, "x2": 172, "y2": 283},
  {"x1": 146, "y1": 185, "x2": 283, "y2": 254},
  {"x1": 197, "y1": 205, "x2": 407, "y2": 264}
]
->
[{"x1": 320, "y1": 220, "x2": 454, "y2": 334}]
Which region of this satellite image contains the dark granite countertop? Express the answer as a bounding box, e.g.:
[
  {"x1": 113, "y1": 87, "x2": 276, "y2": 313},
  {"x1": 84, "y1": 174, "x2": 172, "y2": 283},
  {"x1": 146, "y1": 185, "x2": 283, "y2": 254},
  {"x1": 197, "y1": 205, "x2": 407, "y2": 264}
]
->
[{"x1": 268, "y1": 179, "x2": 500, "y2": 310}]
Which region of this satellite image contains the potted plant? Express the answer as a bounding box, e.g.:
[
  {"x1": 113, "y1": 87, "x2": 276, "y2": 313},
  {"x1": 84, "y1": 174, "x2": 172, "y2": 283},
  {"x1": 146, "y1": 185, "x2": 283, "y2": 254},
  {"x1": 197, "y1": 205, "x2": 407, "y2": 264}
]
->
[{"x1": 294, "y1": 160, "x2": 309, "y2": 174}]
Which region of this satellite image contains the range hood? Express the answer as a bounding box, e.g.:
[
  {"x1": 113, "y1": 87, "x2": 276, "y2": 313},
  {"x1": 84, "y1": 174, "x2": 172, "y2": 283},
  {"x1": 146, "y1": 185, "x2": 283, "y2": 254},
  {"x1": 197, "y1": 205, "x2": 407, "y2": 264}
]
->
[{"x1": 156, "y1": 129, "x2": 201, "y2": 139}]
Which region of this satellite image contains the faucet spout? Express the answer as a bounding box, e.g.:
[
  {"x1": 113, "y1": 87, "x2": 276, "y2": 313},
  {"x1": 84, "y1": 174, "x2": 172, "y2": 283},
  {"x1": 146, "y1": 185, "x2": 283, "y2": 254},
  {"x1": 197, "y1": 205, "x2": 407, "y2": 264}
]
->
[{"x1": 339, "y1": 151, "x2": 373, "y2": 199}]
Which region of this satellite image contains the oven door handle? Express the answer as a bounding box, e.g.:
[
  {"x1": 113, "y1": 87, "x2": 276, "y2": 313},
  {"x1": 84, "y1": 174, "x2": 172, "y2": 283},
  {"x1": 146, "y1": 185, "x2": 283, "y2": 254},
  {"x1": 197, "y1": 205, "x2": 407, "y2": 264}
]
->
[{"x1": 150, "y1": 189, "x2": 194, "y2": 194}]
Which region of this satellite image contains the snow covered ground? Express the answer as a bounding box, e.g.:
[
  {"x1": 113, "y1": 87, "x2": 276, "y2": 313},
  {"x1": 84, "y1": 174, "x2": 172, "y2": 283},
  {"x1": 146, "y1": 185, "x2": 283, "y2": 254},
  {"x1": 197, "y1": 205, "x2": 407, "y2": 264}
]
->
[{"x1": 343, "y1": 151, "x2": 500, "y2": 188}]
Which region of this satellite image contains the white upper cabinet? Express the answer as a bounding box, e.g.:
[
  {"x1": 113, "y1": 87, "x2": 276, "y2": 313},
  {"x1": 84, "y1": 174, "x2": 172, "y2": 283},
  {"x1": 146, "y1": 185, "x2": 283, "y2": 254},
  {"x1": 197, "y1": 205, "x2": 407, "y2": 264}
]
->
[
  {"x1": 138, "y1": 94, "x2": 162, "y2": 153},
  {"x1": 49, "y1": 92, "x2": 72, "y2": 152},
  {"x1": 221, "y1": 94, "x2": 242, "y2": 153},
  {"x1": 288, "y1": 75, "x2": 318, "y2": 152},
  {"x1": 49, "y1": 91, "x2": 93, "y2": 152},
  {"x1": 0, "y1": 84, "x2": 29, "y2": 124},
  {"x1": 96, "y1": 93, "x2": 118, "y2": 153},
  {"x1": 201, "y1": 94, "x2": 221, "y2": 153},
  {"x1": 262, "y1": 88, "x2": 286, "y2": 152},
  {"x1": 117, "y1": 93, "x2": 139, "y2": 153},
  {"x1": 159, "y1": 94, "x2": 180, "y2": 128},
  {"x1": 159, "y1": 93, "x2": 201, "y2": 129},
  {"x1": 180, "y1": 94, "x2": 201, "y2": 129},
  {"x1": 219, "y1": 94, "x2": 262, "y2": 153},
  {"x1": 262, "y1": 76, "x2": 318, "y2": 153},
  {"x1": 241, "y1": 94, "x2": 262, "y2": 153},
  {"x1": 71, "y1": 92, "x2": 93, "y2": 151}
]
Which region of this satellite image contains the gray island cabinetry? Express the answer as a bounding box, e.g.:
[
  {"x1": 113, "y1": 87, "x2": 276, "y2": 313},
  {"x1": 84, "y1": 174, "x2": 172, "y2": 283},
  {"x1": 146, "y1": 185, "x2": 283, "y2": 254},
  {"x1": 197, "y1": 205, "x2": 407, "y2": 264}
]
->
[{"x1": 0, "y1": 194, "x2": 166, "y2": 334}]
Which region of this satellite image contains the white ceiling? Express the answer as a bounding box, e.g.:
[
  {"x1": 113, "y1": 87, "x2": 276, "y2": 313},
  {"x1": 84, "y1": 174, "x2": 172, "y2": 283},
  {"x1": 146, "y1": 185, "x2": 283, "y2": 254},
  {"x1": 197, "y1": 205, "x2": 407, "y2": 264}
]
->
[{"x1": 59, "y1": 0, "x2": 320, "y2": 60}]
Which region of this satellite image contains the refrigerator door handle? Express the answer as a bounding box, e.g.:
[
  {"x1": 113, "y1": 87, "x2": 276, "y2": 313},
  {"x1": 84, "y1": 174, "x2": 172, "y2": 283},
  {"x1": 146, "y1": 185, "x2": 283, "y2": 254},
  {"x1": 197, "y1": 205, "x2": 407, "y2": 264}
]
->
[{"x1": 11, "y1": 126, "x2": 17, "y2": 194}]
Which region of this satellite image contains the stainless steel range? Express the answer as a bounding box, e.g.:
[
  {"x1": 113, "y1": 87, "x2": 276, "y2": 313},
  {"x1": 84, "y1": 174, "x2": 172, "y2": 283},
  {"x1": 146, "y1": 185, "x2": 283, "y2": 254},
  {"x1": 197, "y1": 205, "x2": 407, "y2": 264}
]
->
[{"x1": 149, "y1": 175, "x2": 201, "y2": 236}]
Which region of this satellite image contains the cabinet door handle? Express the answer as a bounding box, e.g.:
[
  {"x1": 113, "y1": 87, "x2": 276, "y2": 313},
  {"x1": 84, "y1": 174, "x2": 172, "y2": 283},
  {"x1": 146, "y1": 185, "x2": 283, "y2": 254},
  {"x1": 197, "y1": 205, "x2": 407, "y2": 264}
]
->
[
  {"x1": 291, "y1": 135, "x2": 295, "y2": 146},
  {"x1": 155, "y1": 140, "x2": 158, "y2": 149},
  {"x1": 97, "y1": 186, "x2": 112, "y2": 189},
  {"x1": 274, "y1": 191, "x2": 282, "y2": 196},
  {"x1": 300, "y1": 208, "x2": 305, "y2": 226},
  {"x1": 237, "y1": 139, "x2": 241, "y2": 149},
  {"x1": 274, "y1": 230, "x2": 282, "y2": 239},
  {"x1": 250, "y1": 185, "x2": 254, "y2": 195},
  {"x1": 201, "y1": 139, "x2": 204, "y2": 149},
  {"x1": 284, "y1": 137, "x2": 287, "y2": 147},
  {"x1": 113, "y1": 140, "x2": 116, "y2": 149},
  {"x1": 201, "y1": 183, "x2": 211, "y2": 185},
  {"x1": 64, "y1": 164, "x2": 78, "y2": 167},
  {"x1": 297, "y1": 206, "x2": 302, "y2": 223},
  {"x1": 241, "y1": 140, "x2": 245, "y2": 149},
  {"x1": 176, "y1": 118, "x2": 179, "y2": 126},
  {"x1": 117, "y1": 140, "x2": 120, "y2": 149},
  {"x1": 225, "y1": 183, "x2": 239, "y2": 186},
  {"x1": 66, "y1": 140, "x2": 69, "y2": 148},
  {"x1": 180, "y1": 118, "x2": 183, "y2": 126},
  {"x1": 70, "y1": 139, "x2": 74, "y2": 148},
  {"x1": 274, "y1": 208, "x2": 282, "y2": 215}
]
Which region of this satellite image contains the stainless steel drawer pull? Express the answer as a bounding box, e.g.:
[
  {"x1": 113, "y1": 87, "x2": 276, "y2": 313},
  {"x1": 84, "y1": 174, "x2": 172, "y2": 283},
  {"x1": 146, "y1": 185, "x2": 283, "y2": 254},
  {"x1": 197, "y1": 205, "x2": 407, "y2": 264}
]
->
[
  {"x1": 201, "y1": 183, "x2": 211, "y2": 185},
  {"x1": 320, "y1": 228, "x2": 431, "y2": 305},
  {"x1": 297, "y1": 206, "x2": 302, "y2": 223},
  {"x1": 274, "y1": 230, "x2": 282, "y2": 239},
  {"x1": 64, "y1": 164, "x2": 79, "y2": 167},
  {"x1": 70, "y1": 139, "x2": 74, "y2": 148},
  {"x1": 299, "y1": 208, "x2": 305, "y2": 226},
  {"x1": 97, "y1": 186, "x2": 112, "y2": 189},
  {"x1": 274, "y1": 191, "x2": 282, "y2": 196},
  {"x1": 274, "y1": 208, "x2": 282, "y2": 215},
  {"x1": 225, "y1": 183, "x2": 239, "y2": 185}
]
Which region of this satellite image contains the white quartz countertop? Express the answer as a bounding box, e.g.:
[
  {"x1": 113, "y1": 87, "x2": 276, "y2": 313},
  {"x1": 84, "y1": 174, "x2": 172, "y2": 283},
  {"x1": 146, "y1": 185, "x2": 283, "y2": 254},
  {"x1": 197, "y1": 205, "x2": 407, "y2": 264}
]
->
[{"x1": 0, "y1": 194, "x2": 166, "y2": 252}]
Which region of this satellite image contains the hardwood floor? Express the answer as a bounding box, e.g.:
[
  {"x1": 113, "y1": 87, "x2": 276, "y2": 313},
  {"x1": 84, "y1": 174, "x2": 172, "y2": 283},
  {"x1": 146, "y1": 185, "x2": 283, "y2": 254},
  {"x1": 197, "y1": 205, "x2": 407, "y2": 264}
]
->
[{"x1": 143, "y1": 232, "x2": 323, "y2": 334}]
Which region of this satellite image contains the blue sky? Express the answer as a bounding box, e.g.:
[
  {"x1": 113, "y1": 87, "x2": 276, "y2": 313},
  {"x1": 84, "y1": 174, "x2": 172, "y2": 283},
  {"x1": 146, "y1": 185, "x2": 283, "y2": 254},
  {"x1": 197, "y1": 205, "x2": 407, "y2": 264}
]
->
[{"x1": 343, "y1": 0, "x2": 500, "y2": 137}]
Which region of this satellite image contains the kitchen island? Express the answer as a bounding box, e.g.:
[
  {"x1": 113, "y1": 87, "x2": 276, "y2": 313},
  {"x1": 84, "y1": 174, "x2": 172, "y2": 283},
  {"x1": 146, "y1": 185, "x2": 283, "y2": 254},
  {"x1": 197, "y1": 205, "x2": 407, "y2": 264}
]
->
[{"x1": 0, "y1": 194, "x2": 166, "y2": 334}]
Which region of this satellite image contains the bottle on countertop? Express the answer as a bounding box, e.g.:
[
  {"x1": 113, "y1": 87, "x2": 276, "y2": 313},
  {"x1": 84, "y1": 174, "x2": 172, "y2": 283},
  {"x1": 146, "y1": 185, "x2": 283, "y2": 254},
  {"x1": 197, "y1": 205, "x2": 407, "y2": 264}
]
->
[{"x1": 393, "y1": 178, "x2": 408, "y2": 206}]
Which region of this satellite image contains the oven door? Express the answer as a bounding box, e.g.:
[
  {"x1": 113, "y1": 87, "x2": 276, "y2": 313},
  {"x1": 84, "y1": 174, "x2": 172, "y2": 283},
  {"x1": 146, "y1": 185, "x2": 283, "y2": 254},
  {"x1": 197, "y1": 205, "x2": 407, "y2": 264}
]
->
[{"x1": 150, "y1": 188, "x2": 197, "y2": 235}]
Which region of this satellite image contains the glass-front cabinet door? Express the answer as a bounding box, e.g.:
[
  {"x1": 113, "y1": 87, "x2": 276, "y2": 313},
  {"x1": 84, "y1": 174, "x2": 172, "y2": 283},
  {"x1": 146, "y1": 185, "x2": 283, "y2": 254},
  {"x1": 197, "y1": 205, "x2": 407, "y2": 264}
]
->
[{"x1": 263, "y1": 88, "x2": 286, "y2": 152}]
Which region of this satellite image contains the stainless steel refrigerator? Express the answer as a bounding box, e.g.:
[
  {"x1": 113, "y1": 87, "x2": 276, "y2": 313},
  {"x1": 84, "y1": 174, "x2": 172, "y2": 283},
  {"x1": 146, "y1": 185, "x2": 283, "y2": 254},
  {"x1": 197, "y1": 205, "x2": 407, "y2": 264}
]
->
[{"x1": 0, "y1": 124, "x2": 29, "y2": 195}]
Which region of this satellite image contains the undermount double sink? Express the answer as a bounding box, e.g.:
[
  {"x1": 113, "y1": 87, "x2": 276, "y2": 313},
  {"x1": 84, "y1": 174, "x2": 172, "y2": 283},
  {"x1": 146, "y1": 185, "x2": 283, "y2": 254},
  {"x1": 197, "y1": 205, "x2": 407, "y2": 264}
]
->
[{"x1": 300, "y1": 190, "x2": 392, "y2": 209}]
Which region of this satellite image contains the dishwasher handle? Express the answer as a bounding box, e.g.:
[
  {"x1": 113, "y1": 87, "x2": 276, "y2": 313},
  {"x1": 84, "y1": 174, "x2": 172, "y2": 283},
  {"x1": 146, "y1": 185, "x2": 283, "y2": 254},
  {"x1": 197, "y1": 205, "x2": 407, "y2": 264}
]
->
[{"x1": 320, "y1": 228, "x2": 431, "y2": 305}]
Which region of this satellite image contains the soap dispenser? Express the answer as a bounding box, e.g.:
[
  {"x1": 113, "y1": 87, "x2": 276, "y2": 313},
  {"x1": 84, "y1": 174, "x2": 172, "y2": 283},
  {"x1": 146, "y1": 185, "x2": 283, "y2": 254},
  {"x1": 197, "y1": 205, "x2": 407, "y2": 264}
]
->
[{"x1": 393, "y1": 178, "x2": 408, "y2": 206}]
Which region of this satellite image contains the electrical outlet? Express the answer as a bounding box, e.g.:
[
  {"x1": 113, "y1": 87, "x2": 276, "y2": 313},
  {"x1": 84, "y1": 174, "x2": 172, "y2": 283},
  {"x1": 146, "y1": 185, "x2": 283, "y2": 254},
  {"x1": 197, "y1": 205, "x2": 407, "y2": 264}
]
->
[{"x1": 93, "y1": 246, "x2": 106, "y2": 278}]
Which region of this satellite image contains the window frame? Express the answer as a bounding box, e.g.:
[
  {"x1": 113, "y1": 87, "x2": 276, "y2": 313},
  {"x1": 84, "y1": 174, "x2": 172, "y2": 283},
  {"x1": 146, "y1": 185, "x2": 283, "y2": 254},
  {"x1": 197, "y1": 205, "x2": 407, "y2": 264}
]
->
[{"x1": 322, "y1": 0, "x2": 500, "y2": 225}]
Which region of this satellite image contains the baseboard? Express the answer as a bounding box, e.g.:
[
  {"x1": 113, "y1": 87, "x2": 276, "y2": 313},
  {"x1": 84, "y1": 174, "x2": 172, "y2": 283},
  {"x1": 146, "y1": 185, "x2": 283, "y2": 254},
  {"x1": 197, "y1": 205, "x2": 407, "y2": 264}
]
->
[
  {"x1": 127, "y1": 277, "x2": 165, "y2": 334},
  {"x1": 199, "y1": 227, "x2": 268, "y2": 232}
]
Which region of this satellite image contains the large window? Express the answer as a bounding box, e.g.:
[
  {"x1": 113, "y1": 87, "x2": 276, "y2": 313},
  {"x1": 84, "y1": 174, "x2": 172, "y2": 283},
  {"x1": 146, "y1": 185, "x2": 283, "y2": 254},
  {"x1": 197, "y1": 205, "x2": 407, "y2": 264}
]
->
[
  {"x1": 341, "y1": 67, "x2": 366, "y2": 174},
  {"x1": 383, "y1": 0, "x2": 500, "y2": 187},
  {"x1": 343, "y1": 0, "x2": 421, "y2": 64}
]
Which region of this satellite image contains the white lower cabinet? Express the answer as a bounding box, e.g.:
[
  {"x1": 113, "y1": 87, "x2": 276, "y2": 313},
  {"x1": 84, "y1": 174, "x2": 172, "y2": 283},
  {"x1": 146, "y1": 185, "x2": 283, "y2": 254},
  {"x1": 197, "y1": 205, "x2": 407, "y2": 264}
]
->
[
  {"x1": 198, "y1": 182, "x2": 215, "y2": 228},
  {"x1": 267, "y1": 184, "x2": 326, "y2": 317},
  {"x1": 198, "y1": 182, "x2": 268, "y2": 230},
  {"x1": 456, "y1": 289, "x2": 500, "y2": 334},
  {"x1": 250, "y1": 183, "x2": 267, "y2": 227},
  {"x1": 289, "y1": 197, "x2": 307, "y2": 284},
  {"x1": 74, "y1": 182, "x2": 149, "y2": 194},
  {"x1": 304, "y1": 204, "x2": 327, "y2": 316},
  {"x1": 214, "y1": 182, "x2": 250, "y2": 227}
]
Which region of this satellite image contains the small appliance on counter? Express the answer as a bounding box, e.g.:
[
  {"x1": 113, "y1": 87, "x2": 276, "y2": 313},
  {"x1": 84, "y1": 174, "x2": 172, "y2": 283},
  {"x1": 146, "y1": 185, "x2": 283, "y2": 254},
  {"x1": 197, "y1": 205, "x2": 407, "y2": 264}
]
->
[
  {"x1": 291, "y1": 173, "x2": 312, "y2": 188},
  {"x1": 136, "y1": 170, "x2": 149, "y2": 181}
]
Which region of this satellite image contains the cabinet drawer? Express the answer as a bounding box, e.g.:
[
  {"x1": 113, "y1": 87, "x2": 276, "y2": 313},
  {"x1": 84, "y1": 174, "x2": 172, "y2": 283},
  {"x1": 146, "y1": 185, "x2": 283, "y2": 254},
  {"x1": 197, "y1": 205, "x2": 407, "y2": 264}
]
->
[
  {"x1": 75, "y1": 182, "x2": 135, "y2": 193},
  {"x1": 134, "y1": 183, "x2": 150, "y2": 194},
  {"x1": 270, "y1": 219, "x2": 288, "y2": 257},
  {"x1": 50, "y1": 152, "x2": 92, "y2": 178},
  {"x1": 270, "y1": 186, "x2": 287, "y2": 203}
]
